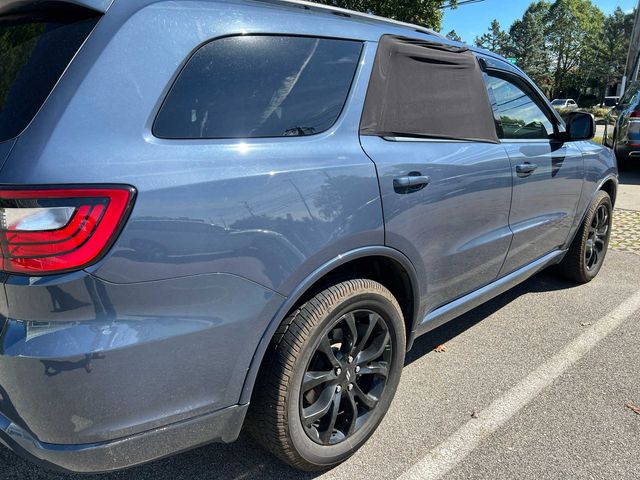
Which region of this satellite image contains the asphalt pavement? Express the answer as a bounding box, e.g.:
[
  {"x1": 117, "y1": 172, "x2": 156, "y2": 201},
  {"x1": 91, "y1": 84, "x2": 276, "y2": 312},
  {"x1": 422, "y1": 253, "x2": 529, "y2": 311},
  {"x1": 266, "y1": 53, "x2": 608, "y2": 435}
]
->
[{"x1": 1, "y1": 168, "x2": 639, "y2": 480}]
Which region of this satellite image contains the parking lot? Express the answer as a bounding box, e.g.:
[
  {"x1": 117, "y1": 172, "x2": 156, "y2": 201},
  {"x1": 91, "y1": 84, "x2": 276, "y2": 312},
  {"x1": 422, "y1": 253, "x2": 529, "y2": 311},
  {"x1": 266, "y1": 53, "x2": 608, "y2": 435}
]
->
[{"x1": 2, "y1": 169, "x2": 639, "y2": 480}]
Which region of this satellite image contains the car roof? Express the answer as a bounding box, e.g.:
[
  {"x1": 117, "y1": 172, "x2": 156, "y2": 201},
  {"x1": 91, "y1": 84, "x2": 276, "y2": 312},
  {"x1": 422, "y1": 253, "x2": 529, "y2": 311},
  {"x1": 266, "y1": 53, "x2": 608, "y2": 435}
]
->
[{"x1": 2, "y1": 0, "x2": 517, "y2": 68}]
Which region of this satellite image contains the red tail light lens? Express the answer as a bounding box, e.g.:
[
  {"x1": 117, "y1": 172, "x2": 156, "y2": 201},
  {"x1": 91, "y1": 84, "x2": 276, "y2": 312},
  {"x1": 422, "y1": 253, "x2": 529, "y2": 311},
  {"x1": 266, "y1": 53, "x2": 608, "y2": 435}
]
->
[
  {"x1": 0, "y1": 187, "x2": 135, "y2": 275},
  {"x1": 630, "y1": 110, "x2": 640, "y2": 118}
]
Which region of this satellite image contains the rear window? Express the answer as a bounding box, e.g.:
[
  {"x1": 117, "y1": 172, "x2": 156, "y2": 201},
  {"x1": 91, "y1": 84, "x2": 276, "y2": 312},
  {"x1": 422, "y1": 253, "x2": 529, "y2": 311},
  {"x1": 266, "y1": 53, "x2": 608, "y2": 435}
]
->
[
  {"x1": 154, "y1": 35, "x2": 362, "y2": 139},
  {"x1": 0, "y1": 8, "x2": 99, "y2": 142}
]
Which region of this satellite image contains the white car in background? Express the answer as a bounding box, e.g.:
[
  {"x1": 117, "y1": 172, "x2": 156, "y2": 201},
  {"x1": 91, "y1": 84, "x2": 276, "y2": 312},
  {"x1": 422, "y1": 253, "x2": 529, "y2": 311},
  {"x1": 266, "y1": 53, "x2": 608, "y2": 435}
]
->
[{"x1": 552, "y1": 98, "x2": 579, "y2": 110}]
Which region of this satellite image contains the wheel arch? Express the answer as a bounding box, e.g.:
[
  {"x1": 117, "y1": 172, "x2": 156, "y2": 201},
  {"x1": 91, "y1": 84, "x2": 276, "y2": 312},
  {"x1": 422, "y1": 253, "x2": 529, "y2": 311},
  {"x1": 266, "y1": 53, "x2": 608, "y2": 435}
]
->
[
  {"x1": 564, "y1": 174, "x2": 618, "y2": 251},
  {"x1": 239, "y1": 246, "x2": 421, "y2": 405},
  {"x1": 600, "y1": 177, "x2": 618, "y2": 207}
]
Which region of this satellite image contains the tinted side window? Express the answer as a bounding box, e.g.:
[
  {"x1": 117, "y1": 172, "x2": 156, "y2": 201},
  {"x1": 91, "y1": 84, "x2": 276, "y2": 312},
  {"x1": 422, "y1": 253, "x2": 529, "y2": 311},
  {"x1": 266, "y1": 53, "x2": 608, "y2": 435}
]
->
[
  {"x1": 154, "y1": 36, "x2": 362, "y2": 139},
  {"x1": 0, "y1": 10, "x2": 100, "y2": 142},
  {"x1": 484, "y1": 74, "x2": 554, "y2": 140}
]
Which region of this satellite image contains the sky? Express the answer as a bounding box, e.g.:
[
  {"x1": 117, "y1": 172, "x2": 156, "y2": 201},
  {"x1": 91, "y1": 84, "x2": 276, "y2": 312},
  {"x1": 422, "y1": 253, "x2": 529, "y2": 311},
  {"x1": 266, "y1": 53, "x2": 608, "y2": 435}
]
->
[{"x1": 441, "y1": 0, "x2": 638, "y2": 43}]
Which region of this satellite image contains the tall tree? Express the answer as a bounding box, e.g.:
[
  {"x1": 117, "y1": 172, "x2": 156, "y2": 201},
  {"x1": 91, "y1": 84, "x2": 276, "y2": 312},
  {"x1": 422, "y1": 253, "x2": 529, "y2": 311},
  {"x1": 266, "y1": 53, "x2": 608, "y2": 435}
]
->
[
  {"x1": 445, "y1": 29, "x2": 462, "y2": 42},
  {"x1": 508, "y1": 1, "x2": 551, "y2": 90},
  {"x1": 311, "y1": 0, "x2": 457, "y2": 30},
  {"x1": 545, "y1": 0, "x2": 604, "y2": 97},
  {"x1": 584, "y1": 7, "x2": 634, "y2": 100},
  {"x1": 474, "y1": 19, "x2": 509, "y2": 55}
]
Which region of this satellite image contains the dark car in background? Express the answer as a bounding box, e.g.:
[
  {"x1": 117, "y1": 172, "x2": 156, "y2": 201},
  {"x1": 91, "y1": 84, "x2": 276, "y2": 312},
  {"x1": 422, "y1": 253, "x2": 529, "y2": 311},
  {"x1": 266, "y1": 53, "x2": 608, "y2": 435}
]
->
[
  {"x1": 0, "y1": 0, "x2": 617, "y2": 474},
  {"x1": 604, "y1": 82, "x2": 640, "y2": 166}
]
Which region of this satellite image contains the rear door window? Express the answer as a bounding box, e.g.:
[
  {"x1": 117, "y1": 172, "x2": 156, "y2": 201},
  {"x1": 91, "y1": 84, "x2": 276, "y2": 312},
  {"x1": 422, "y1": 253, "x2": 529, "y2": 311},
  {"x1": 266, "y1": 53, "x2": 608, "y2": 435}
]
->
[
  {"x1": 0, "y1": 7, "x2": 100, "y2": 142},
  {"x1": 359, "y1": 35, "x2": 499, "y2": 143},
  {"x1": 154, "y1": 35, "x2": 362, "y2": 139}
]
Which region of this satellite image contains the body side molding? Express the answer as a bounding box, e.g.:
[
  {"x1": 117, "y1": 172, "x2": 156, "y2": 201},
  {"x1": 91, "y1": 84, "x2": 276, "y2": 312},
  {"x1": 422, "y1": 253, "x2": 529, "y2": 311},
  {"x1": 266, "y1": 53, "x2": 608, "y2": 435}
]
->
[{"x1": 414, "y1": 250, "x2": 566, "y2": 338}]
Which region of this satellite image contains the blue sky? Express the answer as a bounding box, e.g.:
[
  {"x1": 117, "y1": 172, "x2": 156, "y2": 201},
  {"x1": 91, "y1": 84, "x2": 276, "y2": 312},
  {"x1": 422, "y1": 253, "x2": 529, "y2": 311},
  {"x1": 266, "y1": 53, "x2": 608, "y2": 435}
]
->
[{"x1": 441, "y1": 0, "x2": 637, "y2": 43}]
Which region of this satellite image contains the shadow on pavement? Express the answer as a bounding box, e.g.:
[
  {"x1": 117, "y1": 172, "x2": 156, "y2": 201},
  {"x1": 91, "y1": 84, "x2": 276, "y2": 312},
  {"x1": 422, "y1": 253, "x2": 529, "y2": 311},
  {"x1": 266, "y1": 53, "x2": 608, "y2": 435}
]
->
[
  {"x1": 405, "y1": 270, "x2": 577, "y2": 365},
  {"x1": 0, "y1": 271, "x2": 577, "y2": 480}
]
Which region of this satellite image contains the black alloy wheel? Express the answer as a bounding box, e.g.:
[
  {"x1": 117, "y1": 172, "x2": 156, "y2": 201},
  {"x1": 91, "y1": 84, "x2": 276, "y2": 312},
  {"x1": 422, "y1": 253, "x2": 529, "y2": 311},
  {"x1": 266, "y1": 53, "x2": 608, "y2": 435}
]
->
[
  {"x1": 300, "y1": 309, "x2": 392, "y2": 445},
  {"x1": 248, "y1": 279, "x2": 405, "y2": 471},
  {"x1": 585, "y1": 203, "x2": 609, "y2": 272},
  {"x1": 557, "y1": 190, "x2": 612, "y2": 283}
]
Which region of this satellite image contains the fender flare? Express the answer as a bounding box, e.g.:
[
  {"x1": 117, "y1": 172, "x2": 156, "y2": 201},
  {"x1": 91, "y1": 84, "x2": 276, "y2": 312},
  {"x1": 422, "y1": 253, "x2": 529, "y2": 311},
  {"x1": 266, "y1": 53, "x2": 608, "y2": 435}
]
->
[
  {"x1": 238, "y1": 245, "x2": 421, "y2": 404},
  {"x1": 563, "y1": 173, "x2": 618, "y2": 250}
]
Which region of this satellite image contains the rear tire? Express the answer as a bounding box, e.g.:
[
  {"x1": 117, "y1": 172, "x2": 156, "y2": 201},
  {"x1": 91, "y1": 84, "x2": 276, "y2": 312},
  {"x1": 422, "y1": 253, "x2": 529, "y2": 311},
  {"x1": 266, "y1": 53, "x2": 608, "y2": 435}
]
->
[
  {"x1": 248, "y1": 279, "x2": 405, "y2": 471},
  {"x1": 556, "y1": 191, "x2": 612, "y2": 283}
]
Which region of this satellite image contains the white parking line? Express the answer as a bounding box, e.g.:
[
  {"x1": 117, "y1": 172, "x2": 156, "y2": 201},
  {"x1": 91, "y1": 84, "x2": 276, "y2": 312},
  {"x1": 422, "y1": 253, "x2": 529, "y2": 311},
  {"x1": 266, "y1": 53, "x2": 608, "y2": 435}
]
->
[{"x1": 398, "y1": 288, "x2": 640, "y2": 480}]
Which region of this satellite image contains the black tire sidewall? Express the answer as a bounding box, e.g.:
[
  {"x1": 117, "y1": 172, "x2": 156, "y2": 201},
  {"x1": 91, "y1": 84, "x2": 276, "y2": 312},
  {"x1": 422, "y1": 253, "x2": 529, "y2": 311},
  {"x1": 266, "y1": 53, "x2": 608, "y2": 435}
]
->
[{"x1": 285, "y1": 291, "x2": 405, "y2": 468}]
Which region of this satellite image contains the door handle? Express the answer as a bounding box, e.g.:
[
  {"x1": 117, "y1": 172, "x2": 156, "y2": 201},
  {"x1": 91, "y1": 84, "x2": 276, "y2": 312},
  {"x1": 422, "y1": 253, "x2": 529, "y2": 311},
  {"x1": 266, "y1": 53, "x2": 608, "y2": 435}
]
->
[
  {"x1": 393, "y1": 175, "x2": 431, "y2": 192},
  {"x1": 515, "y1": 163, "x2": 538, "y2": 177}
]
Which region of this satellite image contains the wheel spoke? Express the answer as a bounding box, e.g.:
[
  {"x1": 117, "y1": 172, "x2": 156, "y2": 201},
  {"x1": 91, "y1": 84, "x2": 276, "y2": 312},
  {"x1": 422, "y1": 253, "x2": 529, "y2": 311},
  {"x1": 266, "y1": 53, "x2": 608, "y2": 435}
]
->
[
  {"x1": 357, "y1": 327, "x2": 390, "y2": 365},
  {"x1": 352, "y1": 313, "x2": 378, "y2": 357},
  {"x1": 318, "y1": 337, "x2": 340, "y2": 368},
  {"x1": 302, "y1": 385, "x2": 336, "y2": 427},
  {"x1": 343, "y1": 312, "x2": 358, "y2": 352},
  {"x1": 590, "y1": 247, "x2": 599, "y2": 269},
  {"x1": 303, "y1": 370, "x2": 336, "y2": 392},
  {"x1": 352, "y1": 382, "x2": 379, "y2": 410},
  {"x1": 358, "y1": 360, "x2": 389, "y2": 378},
  {"x1": 345, "y1": 390, "x2": 358, "y2": 436},
  {"x1": 319, "y1": 390, "x2": 342, "y2": 443}
]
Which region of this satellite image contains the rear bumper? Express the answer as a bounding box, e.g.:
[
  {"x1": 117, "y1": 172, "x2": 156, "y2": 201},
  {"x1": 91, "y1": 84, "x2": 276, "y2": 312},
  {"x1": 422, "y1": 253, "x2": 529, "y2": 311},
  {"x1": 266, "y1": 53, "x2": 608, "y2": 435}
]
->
[
  {"x1": 0, "y1": 269, "x2": 284, "y2": 472},
  {"x1": 0, "y1": 404, "x2": 247, "y2": 473}
]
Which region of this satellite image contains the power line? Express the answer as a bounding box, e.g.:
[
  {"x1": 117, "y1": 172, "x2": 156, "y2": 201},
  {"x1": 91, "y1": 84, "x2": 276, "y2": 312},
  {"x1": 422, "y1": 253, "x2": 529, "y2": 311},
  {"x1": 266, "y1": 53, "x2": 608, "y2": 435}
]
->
[{"x1": 441, "y1": 0, "x2": 486, "y2": 9}]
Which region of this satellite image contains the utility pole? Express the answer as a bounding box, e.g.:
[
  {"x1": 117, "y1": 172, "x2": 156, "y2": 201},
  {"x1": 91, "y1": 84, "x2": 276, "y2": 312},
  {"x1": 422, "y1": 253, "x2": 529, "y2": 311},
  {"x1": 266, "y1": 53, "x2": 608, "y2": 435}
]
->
[{"x1": 621, "y1": 0, "x2": 640, "y2": 95}]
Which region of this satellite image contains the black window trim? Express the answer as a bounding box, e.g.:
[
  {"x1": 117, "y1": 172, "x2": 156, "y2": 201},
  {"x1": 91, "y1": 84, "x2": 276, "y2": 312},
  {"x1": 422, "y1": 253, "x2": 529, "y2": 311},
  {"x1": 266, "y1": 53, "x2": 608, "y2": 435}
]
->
[
  {"x1": 483, "y1": 66, "x2": 564, "y2": 143},
  {"x1": 151, "y1": 33, "x2": 365, "y2": 141}
]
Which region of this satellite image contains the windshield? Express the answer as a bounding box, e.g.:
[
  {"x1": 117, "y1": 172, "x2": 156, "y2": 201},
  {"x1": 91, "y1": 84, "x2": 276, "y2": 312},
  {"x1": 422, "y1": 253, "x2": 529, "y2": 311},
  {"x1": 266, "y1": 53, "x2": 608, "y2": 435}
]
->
[
  {"x1": 551, "y1": 99, "x2": 566, "y2": 106},
  {"x1": 0, "y1": 9, "x2": 100, "y2": 142}
]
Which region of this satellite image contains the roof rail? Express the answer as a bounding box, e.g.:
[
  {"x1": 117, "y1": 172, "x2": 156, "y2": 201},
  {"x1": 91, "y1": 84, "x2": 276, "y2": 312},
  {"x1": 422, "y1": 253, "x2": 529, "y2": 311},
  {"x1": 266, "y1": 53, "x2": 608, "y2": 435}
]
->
[{"x1": 256, "y1": 0, "x2": 444, "y2": 38}]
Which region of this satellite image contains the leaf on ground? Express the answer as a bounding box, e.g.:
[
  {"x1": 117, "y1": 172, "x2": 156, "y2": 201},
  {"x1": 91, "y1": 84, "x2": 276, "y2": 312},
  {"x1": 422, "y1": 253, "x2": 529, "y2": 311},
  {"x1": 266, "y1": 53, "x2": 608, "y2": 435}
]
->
[
  {"x1": 625, "y1": 403, "x2": 640, "y2": 415},
  {"x1": 434, "y1": 344, "x2": 446, "y2": 353},
  {"x1": 580, "y1": 322, "x2": 592, "y2": 327},
  {"x1": 471, "y1": 409, "x2": 479, "y2": 419}
]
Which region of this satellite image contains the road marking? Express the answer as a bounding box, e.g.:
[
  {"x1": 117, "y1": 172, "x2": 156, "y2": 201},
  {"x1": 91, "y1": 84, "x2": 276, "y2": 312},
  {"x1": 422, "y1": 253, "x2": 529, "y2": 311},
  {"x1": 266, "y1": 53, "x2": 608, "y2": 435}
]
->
[{"x1": 398, "y1": 288, "x2": 640, "y2": 480}]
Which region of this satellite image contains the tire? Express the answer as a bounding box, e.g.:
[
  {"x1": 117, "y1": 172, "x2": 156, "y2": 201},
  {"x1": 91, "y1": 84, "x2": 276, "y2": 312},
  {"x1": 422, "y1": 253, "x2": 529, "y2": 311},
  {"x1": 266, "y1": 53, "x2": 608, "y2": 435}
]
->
[
  {"x1": 557, "y1": 191, "x2": 612, "y2": 283},
  {"x1": 247, "y1": 279, "x2": 406, "y2": 471}
]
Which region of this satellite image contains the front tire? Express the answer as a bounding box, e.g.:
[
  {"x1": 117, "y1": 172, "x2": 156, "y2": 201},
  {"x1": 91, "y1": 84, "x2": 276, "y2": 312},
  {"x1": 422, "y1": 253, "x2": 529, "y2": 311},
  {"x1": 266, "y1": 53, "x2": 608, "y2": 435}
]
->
[
  {"x1": 248, "y1": 279, "x2": 406, "y2": 471},
  {"x1": 557, "y1": 191, "x2": 612, "y2": 283}
]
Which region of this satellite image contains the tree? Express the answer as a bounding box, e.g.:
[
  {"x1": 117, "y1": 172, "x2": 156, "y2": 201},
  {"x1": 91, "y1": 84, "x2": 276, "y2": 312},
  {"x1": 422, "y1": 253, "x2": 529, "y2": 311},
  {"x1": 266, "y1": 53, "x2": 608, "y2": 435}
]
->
[
  {"x1": 584, "y1": 7, "x2": 635, "y2": 101},
  {"x1": 545, "y1": 0, "x2": 604, "y2": 98},
  {"x1": 508, "y1": 1, "x2": 551, "y2": 91},
  {"x1": 445, "y1": 29, "x2": 462, "y2": 42},
  {"x1": 311, "y1": 0, "x2": 457, "y2": 30},
  {"x1": 474, "y1": 19, "x2": 509, "y2": 56}
]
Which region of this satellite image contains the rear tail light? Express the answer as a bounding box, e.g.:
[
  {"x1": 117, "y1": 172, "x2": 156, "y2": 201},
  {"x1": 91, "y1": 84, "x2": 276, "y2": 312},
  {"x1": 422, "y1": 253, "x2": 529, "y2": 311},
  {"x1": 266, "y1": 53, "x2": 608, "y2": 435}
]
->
[
  {"x1": 0, "y1": 186, "x2": 135, "y2": 275},
  {"x1": 630, "y1": 110, "x2": 640, "y2": 118}
]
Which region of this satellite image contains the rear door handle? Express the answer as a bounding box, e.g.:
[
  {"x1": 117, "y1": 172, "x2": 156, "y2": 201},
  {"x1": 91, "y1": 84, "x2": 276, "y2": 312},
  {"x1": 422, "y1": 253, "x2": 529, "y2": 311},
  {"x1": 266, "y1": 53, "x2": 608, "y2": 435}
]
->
[
  {"x1": 393, "y1": 175, "x2": 431, "y2": 191},
  {"x1": 515, "y1": 163, "x2": 538, "y2": 177}
]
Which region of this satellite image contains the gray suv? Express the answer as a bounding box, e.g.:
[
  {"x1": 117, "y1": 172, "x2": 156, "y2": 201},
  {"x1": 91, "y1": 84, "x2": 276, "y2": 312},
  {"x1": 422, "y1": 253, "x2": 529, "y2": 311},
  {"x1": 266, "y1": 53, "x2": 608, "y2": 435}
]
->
[{"x1": 0, "y1": 0, "x2": 617, "y2": 474}]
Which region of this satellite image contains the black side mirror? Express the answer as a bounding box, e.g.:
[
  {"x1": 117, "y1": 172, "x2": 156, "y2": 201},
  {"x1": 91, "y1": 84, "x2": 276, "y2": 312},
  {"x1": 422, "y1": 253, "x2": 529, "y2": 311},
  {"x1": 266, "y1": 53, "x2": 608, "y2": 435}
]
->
[{"x1": 563, "y1": 111, "x2": 595, "y2": 141}]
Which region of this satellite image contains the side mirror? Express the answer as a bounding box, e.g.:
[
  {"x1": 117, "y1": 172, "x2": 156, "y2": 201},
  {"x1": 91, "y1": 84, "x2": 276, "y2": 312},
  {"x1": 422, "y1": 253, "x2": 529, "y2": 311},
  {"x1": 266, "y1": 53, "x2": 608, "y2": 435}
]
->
[{"x1": 563, "y1": 111, "x2": 595, "y2": 141}]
